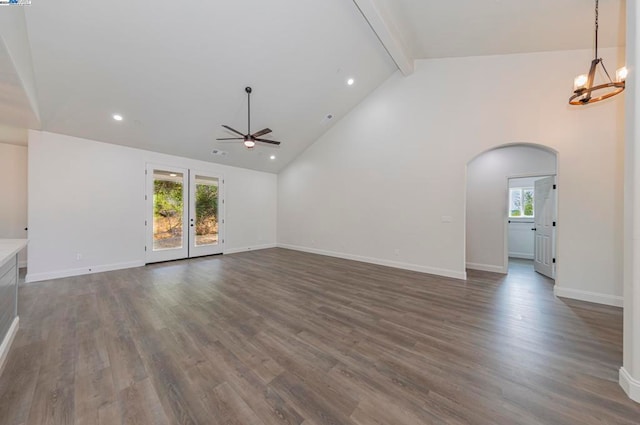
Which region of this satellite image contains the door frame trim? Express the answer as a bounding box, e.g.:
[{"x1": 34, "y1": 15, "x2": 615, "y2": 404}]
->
[{"x1": 505, "y1": 173, "x2": 557, "y2": 277}]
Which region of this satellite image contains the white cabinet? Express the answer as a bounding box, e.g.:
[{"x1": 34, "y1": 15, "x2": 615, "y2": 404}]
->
[
  {"x1": 0, "y1": 254, "x2": 17, "y2": 342},
  {"x1": 0, "y1": 239, "x2": 27, "y2": 372}
]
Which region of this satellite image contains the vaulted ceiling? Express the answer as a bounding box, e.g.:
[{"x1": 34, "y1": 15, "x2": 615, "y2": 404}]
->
[{"x1": 0, "y1": 0, "x2": 626, "y2": 172}]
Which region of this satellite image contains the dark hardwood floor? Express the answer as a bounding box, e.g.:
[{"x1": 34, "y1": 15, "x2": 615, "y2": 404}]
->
[{"x1": 0, "y1": 249, "x2": 638, "y2": 424}]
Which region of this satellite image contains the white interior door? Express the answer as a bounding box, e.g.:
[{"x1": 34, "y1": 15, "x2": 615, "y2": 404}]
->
[
  {"x1": 146, "y1": 165, "x2": 189, "y2": 263},
  {"x1": 534, "y1": 176, "x2": 556, "y2": 279},
  {"x1": 189, "y1": 172, "x2": 224, "y2": 258}
]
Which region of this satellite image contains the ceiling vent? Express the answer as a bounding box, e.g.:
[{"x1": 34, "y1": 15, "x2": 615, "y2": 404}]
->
[{"x1": 212, "y1": 149, "x2": 228, "y2": 156}]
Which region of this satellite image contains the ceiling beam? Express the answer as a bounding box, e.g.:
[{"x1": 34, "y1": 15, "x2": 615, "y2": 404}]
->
[{"x1": 352, "y1": 0, "x2": 414, "y2": 76}]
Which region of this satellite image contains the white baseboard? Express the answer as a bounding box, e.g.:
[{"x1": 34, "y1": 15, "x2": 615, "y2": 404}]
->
[
  {"x1": 466, "y1": 262, "x2": 507, "y2": 274},
  {"x1": 279, "y1": 243, "x2": 467, "y2": 280},
  {"x1": 25, "y1": 260, "x2": 144, "y2": 283},
  {"x1": 554, "y1": 286, "x2": 623, "y2": 307},
  {"x1": 0, "y1": 317, "x2": 19, "y2": 376},
  {"x1": 508, "y1": 252, "x2": 534, "y2": 260},
  {"x1": 620, "y1": 367, "x2": 640, "y2": 403},
  {"x1": 225, "y1": 243, "x2": 277, "y2": 255}
]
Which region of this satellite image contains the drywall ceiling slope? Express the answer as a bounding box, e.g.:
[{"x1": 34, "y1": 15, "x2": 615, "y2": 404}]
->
[
  {"x1": 23, "y1": 0, "x2": 397, "y2": 173},
  {"x1": 376, "y1": 0, "x2": 625, "y2": 59},
  {"x1": 0, "y1": 39, "x2": 32, "y2": 139},
  {"x1": 0, "y1": 7, "x2": 40, "y2": 143}
]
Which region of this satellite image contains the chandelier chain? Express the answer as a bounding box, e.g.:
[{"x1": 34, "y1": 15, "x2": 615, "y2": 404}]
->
[{"x1": 595, "y1": 0, "x2": 599, "y2": 59}]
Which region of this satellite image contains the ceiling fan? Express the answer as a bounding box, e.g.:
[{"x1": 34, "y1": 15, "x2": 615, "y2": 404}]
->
[{"x1": 217, "y1": 86, "x2": 282, "y2": 149}]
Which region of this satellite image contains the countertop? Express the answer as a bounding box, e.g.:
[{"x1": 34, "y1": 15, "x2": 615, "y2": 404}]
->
[{"x1": 0, "y1": 239, "x2": 28, "y2": 269}]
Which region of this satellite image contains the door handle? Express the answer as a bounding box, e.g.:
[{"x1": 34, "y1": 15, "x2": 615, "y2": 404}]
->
[{"x1": 531, "y1": 228, "x2": 537, "y2": 231}]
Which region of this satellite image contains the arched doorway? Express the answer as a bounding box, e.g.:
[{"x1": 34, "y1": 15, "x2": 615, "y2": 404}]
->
[{"x1": 466, "y1": 144, "x2": 558, "y2": 276}]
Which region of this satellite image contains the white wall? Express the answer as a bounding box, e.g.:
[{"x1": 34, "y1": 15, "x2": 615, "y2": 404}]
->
[
  {"x1": 27, "y1": 131, "x2": 277, "y2": 282},
  {"x1": 278, "y1": 47, "x2": 624, "y2": 304},
  {"x1": 0, "y1": 143, "x2": 27, "y2": 266},
  {"x1": 467, "y1": 147, "x2": 556, "y2": 272}
]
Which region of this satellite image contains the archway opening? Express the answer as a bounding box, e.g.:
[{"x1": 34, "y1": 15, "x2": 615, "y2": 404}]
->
[{"x1": 466, "y1": 144, "x2": 558, "y2": 277}]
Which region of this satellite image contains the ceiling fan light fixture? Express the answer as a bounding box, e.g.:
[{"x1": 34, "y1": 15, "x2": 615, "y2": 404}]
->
[
  {"x1": 569, "y1": 0, "x2": 625, "y2": 105},
  {"x1": 216, "y1": 87, "x2": 283, "y2": 149}
]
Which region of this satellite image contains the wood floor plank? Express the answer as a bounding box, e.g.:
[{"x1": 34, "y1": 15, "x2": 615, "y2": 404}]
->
[
  {"x1": 103, "y1": 325, "x2": 147, "y2": 393},
  {"x1": 199, "y1": 338, "x2": 306, "y2": 425},
  {"x1": 97, "y1": 401, "x2": 120, "y2": 425},
  {"x1": 73, "y1": 366, "x2": 115, "y2": 425},
  {"x1": 25, "y1": 301, "x2": 77, "y2": 425},
  {"x1": 209, "y1": 382, "x2": 265, "y2": 425},
  {"x1": 74, "y1": 319, "x2": 115, "y2": 425},
  {"x1": 269, "y1": 371, "x2": 350, "y2": 425},
  {"x1": 132, "y1": 330, "x2": 213, "y2": 425},
  {"x1": 1, "y1": 250, "x2": 638, "y2": 425},
  {"x1": 350, "y1": 396, "x2": 449, "y2": 425},
  {"x1": 118, "y1": 378, "x2": 170, "y2": 425},
  {"x1": 0, "y1": 342, "x2": 43, "y2": 425}
]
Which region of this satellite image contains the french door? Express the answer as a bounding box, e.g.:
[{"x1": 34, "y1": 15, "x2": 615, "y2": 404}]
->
[
  {"x1": 146, "y1": 164, "x2": 224, "y2": 264},
  {"x1": 189, "y1": 172, "x2": 224, "y2": 258}
]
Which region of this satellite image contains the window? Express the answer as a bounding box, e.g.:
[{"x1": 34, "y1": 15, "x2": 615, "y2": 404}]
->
[{"x1": 509, "y1": 187, "x2": 534, "y2": 218}]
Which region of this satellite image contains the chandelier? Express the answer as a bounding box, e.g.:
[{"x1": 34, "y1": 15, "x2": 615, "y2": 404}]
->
[{"x1": 569, "y1": 0, "x2": 627, "y2": 105}]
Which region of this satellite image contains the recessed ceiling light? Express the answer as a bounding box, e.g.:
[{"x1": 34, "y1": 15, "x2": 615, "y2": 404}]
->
[
  {"x1": 347, "y1": 78, "x2": 355, "y2": 86},
  {"x1": 112, "y1": 114, "x2": 123, "y2": 121},
  {"x1": 270, "y1": 155, "x2": 276, "y2": 160}
]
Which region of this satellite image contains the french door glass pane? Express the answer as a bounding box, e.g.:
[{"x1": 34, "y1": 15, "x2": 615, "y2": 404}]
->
[
  {"x1": 153, "y1": 170, "x2": 184, "y2": 251},
  {"x1": 194, "y1": 175, "x2": 219, "y2": 247}
]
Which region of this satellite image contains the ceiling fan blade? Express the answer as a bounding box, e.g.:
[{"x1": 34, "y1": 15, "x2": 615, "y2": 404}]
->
[
  {"x1": 221, "y1": 125, "x2": 246, "y2": 137},
  {"x1": 216, "y1": 137, "x2": 244, "y2": 140},
  {"x1": 255, "y1": 138, "x2": 281, "y2": 145},
  {"x1": 251, "y1": 128, "x2": 272, "y2": 138}
]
